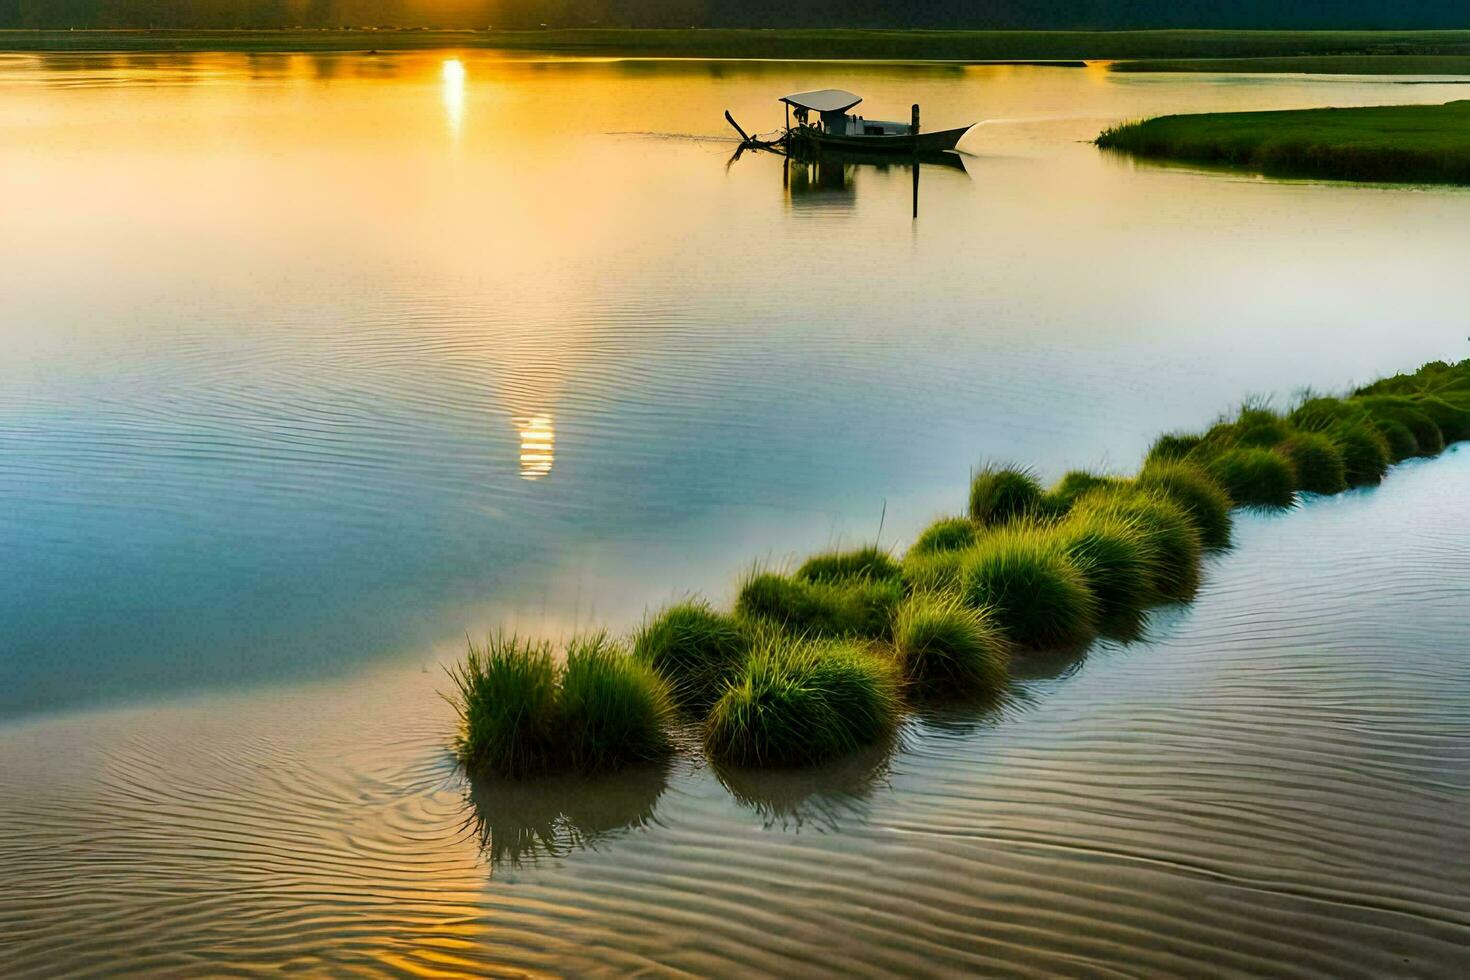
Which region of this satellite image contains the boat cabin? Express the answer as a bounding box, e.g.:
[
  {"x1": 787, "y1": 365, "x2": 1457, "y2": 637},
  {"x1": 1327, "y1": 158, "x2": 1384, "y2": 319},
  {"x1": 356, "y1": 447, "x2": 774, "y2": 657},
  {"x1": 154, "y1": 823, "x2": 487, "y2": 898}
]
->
[{"x1": 779, "y1": 89, "x2": 912, "y2": 138}]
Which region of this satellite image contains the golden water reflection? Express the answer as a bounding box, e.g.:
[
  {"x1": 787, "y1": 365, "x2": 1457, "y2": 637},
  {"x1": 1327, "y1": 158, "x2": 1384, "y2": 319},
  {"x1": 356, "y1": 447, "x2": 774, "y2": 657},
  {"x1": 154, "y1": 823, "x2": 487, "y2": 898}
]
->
[
  {"x1": 442, "y1": 58, "x2": 466, "y2": 140},
  {"x1": 515, "y1": 414, "x2": 555, "y2": 480}
]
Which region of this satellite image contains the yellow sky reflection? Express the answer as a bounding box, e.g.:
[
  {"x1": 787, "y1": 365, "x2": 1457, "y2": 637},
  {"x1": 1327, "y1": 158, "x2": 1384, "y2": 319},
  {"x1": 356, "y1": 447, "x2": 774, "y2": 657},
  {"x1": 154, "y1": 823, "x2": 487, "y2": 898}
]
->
[{"x1": 515, "y1": 414, "x2": 555, "y2": 480}]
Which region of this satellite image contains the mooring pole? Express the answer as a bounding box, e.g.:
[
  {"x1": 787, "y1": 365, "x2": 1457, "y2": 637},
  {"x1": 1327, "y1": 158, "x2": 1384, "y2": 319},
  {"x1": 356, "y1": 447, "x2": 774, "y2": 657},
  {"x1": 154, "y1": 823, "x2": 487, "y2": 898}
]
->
[{"x1": 911, "y1": 104, "x2": 921, "y2": 219}]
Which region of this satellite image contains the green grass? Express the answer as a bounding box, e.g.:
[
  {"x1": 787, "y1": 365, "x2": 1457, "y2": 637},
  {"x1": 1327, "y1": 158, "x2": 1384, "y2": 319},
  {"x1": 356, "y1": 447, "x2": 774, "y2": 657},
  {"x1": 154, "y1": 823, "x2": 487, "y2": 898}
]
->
[
  {"x1": 704, "y1": 636, "x2": 900, "y2": 768},
  {"x1": 1290, "y1": 395, "x2": 1363, "y2": 432},
  {"x1": 448, "y1": 632, "x2": 671, "y2": 777},
  {"x1": 969, "y1": 464, "x2": 1045, "y2": 525},
  {"x1": 12, "y1": 29, "x2": 1470, "y2": 61},
  {"x1": 959, "y1": 526, "x2": 1098, "y2": 650},
  {"x1": 1046, "y1": 470, "x2": 1129, "y2": 513},
  {"x1": 1071, "y1": 489, "x2": 1203, "y2": 602},
  {"x1": 902, "y1": 547, "x2": 970, "y2": 595},
  {"x1": 891, "y1": 594, "x2": 1011, "y2": 699},
  {"x1": 559, "y1": 634, "x2": 674, "y2": 772},
  {"x1": 1098, "y1": 101, "x2": 1470, "y2": 185},
  {"x1": 1207, "y1": 447, "x2": 1298, "y2": 509},
  {"x1": 736, "y1": 571, "x2": 901, "y2": 639},
  {"x1": 1414, "y1": 395, "x2": 1470, "y2": 443},
  {"x1": 794, "y1": 545, "x2": 902, "y2": 585},
  {"x1": 1111, "y1": 55, "x2": 1470, "y2": 75},
  {"x1": 909, "y1": 516, "x2": 979, "y2": 556},
  {"x1": 1327, "y1": 421, "x2": 1392, "y2": 486},
  {"x1": 447, "y1": 634, "x2": 561, "y2": 778},
  {"x1": 1369, "y1": 415, "x2": 1421, "y2": 461},
  {"x1": 1135, "y1": 459, "x2": 1234, "y2": 549},
  {"x1": 1146, "y1": 432, "x2": 1205, "y2": 465},
  {"x1": 1276, "y1": 433, "x2": 1347, "y2": 495},
  {"x1": 1049, "y1": 511, "x2": 1157, "y2": 633},
  {"x1": 632, "y1": 600, "x2": 749, "y2": 715},
  {"x1": 1358, "y1": 396, "x2": 1445, "y2": 456}
]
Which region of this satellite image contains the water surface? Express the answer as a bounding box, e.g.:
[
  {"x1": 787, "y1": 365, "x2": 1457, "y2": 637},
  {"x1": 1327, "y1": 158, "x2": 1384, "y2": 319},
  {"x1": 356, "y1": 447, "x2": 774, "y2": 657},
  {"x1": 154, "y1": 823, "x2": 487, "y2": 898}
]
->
[{"x1": 2, "y1": 52, "x2": 1470, "y2": 975}]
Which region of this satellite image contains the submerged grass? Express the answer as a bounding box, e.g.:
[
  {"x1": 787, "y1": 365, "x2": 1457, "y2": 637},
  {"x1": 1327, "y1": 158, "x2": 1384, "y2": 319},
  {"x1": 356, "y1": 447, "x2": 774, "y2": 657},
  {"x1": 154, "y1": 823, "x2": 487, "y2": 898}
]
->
[
  {"x1": 704, "y1": 636, "x2": 901, "y2": 768},
  {"x1": 1097, "y1": 101, "x2": 1470, "y2": 185}
]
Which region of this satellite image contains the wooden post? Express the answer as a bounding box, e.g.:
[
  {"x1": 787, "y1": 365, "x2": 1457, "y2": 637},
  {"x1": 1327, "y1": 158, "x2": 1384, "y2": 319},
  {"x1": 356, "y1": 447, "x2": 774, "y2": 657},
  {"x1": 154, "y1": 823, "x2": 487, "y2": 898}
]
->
[{"x1": 911, "y1": 103, "x2": 920, "y2": 137}]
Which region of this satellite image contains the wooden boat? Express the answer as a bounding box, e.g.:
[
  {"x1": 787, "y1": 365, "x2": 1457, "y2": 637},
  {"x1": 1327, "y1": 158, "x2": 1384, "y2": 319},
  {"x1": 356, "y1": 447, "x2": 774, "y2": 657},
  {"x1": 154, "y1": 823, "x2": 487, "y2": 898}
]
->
[{"x1": 775, "y1": 89, "x2": 974, "y2": 154}]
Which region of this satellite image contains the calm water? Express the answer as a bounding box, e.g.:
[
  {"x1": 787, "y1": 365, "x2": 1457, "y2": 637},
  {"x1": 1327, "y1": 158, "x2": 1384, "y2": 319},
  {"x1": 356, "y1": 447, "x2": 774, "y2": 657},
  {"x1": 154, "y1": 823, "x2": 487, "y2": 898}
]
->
[{"x1": 2, "y1": 52, "x2": 1470, "y2": 975}]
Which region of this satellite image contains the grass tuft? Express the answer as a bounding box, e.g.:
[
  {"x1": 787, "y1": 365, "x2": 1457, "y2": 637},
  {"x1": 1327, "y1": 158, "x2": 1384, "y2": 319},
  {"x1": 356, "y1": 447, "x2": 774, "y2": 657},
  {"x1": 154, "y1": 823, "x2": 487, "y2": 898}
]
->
[
  {"x1": 736, "y1": 571, "x2": 900, "y2": 639},
  {"x1": 1207, "y1": 447, "x2": 1297, "y2": 509},
  {"x1": 632, "y1": 600, "x2": 750, "y2": 715},
  {"x1": 1327, "y1": 421, "x2": 1392, "y2": 487},
  {"x1": 559, "y1": 633, "x2": 674, "y2": 772},
  {"x1": 1046, "y1": 470, "x2": 1128, "y2": 513},
  {"x1": 1050, "y1": 510, "x2": 1157, "y2": 631},
  {"x1": 1276, "y1": 432, "x2": 1347, "y2": 496},
  {"x1": 704, "y1": 636, "x2": 900, "y2": 767},
  {"x1": 909, "y1": 516, "x2": 979, "y2": 556},
  {"x1": 1072, "y1": 489, "x2": 1203, "y2": 601},
  {"x1": 1358, "y1": 396, "x2": 1444, "y2": 457},
  {"x1": 968, "y1": 464, "x2": 1044, "y2": 525},
  {"x1": 959, "y1": 526, "x2": 1098, "y2": 649},
  {"x1": 1135, "y1": 459, "x2": 1233, "y2": 549},
  {"x1": 1146, "y1": 432, "x2": 1204, "y2": 464},
  {"x1": 891, "y1": 594, "x2": 1012, "y2": 698},
  {"x1": 794, "y1": 545, "x2": 902, "y2": 584}
]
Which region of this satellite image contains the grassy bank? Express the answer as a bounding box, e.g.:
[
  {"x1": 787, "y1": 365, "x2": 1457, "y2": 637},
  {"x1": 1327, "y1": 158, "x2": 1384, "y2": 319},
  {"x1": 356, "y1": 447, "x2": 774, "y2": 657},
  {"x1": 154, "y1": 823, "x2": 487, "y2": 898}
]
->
[
  {"x1": 1111, "y1": 55, "x2": 1470, "y2": 74},
  {"x1": 1097, "y1": 101, "x2": 1470, "y2": 184},
  {"x1": 7, "y1": 28, "x2": 1470, "y2": 64},
  {"x1": 450, "y1": 357, "x2": 1470, "y2": 777}
]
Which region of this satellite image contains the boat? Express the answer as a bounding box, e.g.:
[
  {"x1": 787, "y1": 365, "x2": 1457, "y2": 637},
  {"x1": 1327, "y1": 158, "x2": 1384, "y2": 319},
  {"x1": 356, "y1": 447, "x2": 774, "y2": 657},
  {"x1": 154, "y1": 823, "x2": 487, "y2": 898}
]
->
[{"x1": 724, "y1": 89, "x2": 975, "y2": 155}]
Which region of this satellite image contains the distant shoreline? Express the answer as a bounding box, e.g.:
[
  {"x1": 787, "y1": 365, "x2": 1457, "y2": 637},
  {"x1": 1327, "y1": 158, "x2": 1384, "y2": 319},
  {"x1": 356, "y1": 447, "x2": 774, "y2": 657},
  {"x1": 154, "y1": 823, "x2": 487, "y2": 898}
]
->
[{"x1": 4, "y1": 28, "x2": 1470, "y2": 75}]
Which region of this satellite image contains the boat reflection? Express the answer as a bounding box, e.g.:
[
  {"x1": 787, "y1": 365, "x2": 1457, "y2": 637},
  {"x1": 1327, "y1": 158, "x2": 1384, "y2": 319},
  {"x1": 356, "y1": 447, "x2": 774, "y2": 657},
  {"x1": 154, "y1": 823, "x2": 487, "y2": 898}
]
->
[
  {"x1": 778, "y1": 145, "x2": 970, "y2": 218},
  {"x1": 462, "y1": 760, "x2": 670, "y2": 868}
]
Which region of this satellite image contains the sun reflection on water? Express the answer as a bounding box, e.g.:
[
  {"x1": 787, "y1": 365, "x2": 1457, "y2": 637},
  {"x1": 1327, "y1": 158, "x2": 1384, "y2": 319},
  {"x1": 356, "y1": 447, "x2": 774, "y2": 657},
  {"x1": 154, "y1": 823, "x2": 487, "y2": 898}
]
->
[
  {"x1": 441, "y1": 58, "x2": 466, "y2": 140},
  {"x1": 515, "y1": 415, "x2": 555, "y2": 480}
]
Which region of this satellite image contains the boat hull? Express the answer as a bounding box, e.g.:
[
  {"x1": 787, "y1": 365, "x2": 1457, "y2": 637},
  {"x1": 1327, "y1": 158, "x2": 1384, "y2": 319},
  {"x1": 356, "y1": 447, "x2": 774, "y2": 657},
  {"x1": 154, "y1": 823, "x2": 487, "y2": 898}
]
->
[{"x1": 791, "y1": 125, "x2": 973, "y2": 153}]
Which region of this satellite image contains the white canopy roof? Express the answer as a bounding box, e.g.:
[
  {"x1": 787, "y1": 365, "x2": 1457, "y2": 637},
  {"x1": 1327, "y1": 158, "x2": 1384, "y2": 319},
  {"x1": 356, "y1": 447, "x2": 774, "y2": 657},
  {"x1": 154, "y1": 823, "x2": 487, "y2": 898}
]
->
[{"x1": 779, "y1": 89, "x2": 863, "y2": 113}]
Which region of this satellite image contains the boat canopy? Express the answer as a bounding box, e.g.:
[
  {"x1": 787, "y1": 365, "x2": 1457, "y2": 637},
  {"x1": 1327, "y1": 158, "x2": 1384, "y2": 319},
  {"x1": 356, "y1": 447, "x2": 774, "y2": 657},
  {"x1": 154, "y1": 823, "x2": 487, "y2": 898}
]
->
[{"x1": 779, "y1": 89, "x2": 863, "y2": 114}]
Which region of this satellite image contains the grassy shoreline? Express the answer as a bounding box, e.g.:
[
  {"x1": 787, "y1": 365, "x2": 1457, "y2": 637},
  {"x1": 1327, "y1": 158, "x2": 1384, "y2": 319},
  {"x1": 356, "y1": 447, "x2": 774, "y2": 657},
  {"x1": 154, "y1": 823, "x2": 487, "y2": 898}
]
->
[
  {"x1": 7, "y1": 28, "x2": 1470, "y2": 69},
  {"x1": 1097, "y1": 101, "x2": 1470, "y2": 184},
  {"x1": 450, "y1": 357, "x2": 1470, "y2": 777}
]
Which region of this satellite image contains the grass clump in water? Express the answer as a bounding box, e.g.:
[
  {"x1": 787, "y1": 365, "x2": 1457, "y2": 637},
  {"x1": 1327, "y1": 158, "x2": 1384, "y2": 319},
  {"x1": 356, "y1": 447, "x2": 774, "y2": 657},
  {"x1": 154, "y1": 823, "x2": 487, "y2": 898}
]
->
[
  {"x1": 1046, "y1": 470, "x2": 1128, "y2": 513},
  {"x1": 794, "y1": 545, "x2": 901, "y2": 584},
  {"x1": 736, "y1": 571, "x2": 900, "y2": 639},
  {"x1": 704, "y1": 635, "x2": 900, "y2": 767},
  {"x1": 633, "y1": 600, "x2": 749, "y2": 714},
  {"x1": 1049, "y1": 510, "x2": 1157, "y2": 632},
  {"x1": 559, "y1": 633, "x2": 675, "y2": 773},
  {"x1": 448, "y1": 633, "x2": 672, "y2": 778},
  {"x1": 1146, "y1": 432, "x2": 1204, "y2": 464},
  {"x1": 902, "y1": 548, "x2": 971, "y2": 595},
  {"x1": 1358, "y1": 396, "x2": 1444, "y2": 457},
  {"x1": 1207, "y1": 447, "x2": 1297, "y2": 509},
  {"x1": 891, "y1": 594, "x2": 1011, "y2": 698},
  {"x1": 959, "y1": 527, "x2": 1098, "y2": 649},
  {"x1": 1276, "y1": 432, "x2": 1347, "y2": 496},
  {"x1": 448, "y1": 634, "x2": 561, "y2": 779},
  {"x1": 1072, "y1": 489, "x2": 1203, "y2": 601},
  {"x1": 1135, "y1": 459, "x2": 1233, "y2": 549},
  {"x1": 909, "y1": 516, "x2": 979, "y2": 556},
  {"x1": 1413, "y1": 395, "x2": 1470, "y2": 443},
  {"x1": 968, "y1": 464, "x2": 1044, "y2": 525},
  {"x1": 1328, "y1": 421, "x2": 1392, "y2": 486}
]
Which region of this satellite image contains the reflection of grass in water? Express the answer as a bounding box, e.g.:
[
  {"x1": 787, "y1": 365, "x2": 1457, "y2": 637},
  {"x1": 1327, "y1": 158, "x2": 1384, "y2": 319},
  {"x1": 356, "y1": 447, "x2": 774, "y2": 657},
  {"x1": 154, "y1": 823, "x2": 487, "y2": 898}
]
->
[
  {"x1": 462, "y1": 760, "x2": 671, "y2": 868},
  {"x1": 713, "y1": 736, "x2": 896, "y2": 831}
]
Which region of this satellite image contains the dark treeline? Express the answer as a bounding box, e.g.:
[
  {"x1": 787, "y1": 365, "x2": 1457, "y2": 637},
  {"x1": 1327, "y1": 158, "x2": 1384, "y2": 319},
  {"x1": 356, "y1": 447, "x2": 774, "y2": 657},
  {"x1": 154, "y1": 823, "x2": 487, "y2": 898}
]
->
[{"x1": 1, "y1": 1, "x2": 1467, "y2": 31}]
